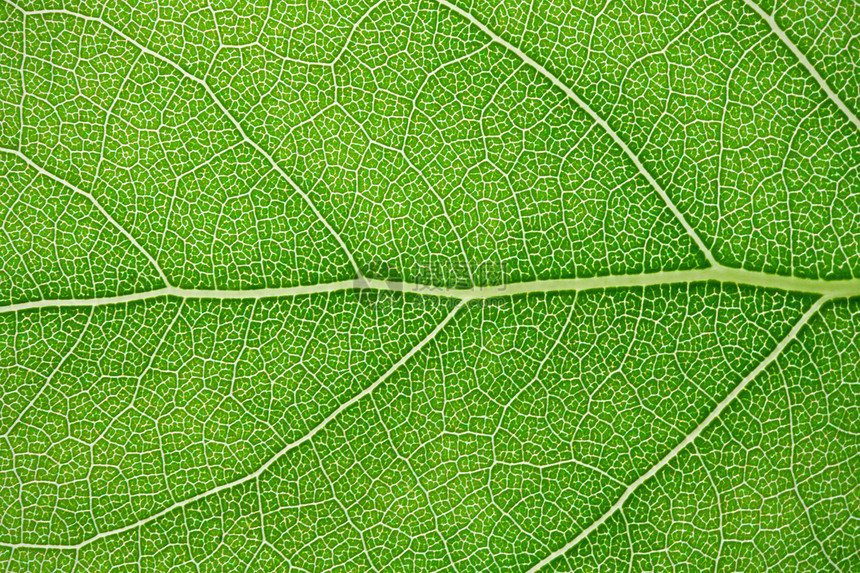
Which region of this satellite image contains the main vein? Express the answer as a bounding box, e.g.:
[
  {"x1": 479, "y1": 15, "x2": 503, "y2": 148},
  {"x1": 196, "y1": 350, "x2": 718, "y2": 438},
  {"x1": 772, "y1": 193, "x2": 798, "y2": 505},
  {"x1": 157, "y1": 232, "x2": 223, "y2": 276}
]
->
[
  {"x1": 523, "y1": 294, "x2": 831, "y2": 573},
  {"x1": 2, "y1": 267, "x2": 859, "y2": 314}
]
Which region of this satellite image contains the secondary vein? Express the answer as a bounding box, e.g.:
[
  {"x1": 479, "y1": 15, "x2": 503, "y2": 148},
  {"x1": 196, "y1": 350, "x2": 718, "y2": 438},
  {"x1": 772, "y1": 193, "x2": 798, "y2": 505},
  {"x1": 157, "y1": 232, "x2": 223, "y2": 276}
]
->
[
  {"x1": 742, "y1": 0, "x2": 860, "y2": 132},
  {"x1": 3, "y1": 0, "x2": 364, "y2": 281},
  {"x1": 0, "y1": 148, "x2": 172, "y2": 289},
  {"x1": 0, "y1": 298, "x2": 468, "y2": 551},
  {"x1": 433, "y1": 0, "x2": 720, "y2": 267},
  {"x1": 521, "y1": 294, "x2": 831, "y2": 573}
]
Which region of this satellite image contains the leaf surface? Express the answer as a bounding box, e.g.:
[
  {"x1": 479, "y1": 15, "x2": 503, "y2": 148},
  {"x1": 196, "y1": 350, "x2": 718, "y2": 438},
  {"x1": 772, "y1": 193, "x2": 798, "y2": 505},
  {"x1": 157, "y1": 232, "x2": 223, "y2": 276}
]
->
[{"x1": 0, "y1": 0, "x2": 857, "y2": 571}]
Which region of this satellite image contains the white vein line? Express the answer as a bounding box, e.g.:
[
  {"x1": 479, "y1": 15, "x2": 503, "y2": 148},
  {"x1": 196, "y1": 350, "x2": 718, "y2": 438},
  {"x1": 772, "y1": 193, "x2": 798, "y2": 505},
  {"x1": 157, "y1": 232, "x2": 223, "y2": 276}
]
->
[
  {"x1": 0, "y1": 298, "x2": 468, "y2": 551},
  {"x1": 1, "y1": 308, "x2": 93, "y2": 438},
  {"x1": 434, "y1": 0, "x2": 718, "y2": 267},
  {"x1": 2, "y1": 0, "x2": 364, "y2": 280},
  {"x1": 742, "y1": 0, "x2": 860, "y2": 131},
  {"x1": 0, "y1": 148, "x2": 171, "y2": 288},
  {"x1": 2, "y1": 268, "x2": 859, "y2": 314},
  {"x1": 523, "y1": 294, "x2": 831, "y2": 573}
]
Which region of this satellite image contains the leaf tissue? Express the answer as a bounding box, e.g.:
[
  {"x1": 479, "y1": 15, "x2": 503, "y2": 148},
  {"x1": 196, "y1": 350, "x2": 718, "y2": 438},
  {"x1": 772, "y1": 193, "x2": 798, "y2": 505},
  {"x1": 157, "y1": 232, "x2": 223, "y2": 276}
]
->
[{"x1": 0, "y1": 0, "x2": 858, "y2": 571}]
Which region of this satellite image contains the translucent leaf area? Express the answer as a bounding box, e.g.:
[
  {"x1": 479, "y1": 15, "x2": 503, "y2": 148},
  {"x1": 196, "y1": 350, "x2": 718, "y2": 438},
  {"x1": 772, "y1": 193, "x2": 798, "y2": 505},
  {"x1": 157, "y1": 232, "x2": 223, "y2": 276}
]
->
[{"x1": 0, "y1": 0, "x2": 857, "y2": 571}]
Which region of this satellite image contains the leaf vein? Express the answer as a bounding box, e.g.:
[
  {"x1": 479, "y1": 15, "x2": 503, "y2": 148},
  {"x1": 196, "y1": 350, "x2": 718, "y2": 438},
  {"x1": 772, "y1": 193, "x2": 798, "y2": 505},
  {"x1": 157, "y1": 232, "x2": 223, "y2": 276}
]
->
[
  {"x1": 521, "y1": 294, "x2": 832, "y2": 573},
  {"x1": 0, "y1": 298, "x2": 467, "y2": 551}
]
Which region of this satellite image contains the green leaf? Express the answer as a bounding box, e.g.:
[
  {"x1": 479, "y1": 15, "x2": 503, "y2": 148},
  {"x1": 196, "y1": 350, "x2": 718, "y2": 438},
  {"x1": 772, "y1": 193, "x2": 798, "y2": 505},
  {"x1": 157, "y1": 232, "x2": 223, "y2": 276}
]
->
[{"x1": 0, "y1": 0, "x2": 857, "y2": 571}]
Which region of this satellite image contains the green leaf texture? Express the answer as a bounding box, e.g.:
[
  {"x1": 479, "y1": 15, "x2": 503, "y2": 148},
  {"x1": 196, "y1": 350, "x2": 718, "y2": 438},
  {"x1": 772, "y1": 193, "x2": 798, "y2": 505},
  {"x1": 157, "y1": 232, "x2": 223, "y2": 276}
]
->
[{"x1": 0, "y1": 0, "x2": 857, "y2": 571}]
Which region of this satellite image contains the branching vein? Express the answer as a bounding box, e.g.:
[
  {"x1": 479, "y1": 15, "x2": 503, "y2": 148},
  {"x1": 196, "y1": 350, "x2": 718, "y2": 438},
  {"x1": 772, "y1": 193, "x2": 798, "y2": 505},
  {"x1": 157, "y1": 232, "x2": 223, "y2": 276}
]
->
[
  {"x1": 743, "y1": 0, "x2": 860, "y2": 131},
  {"x1": 433, "y1": 0, "x2": 720, "y2": 267},
  {"x1": 3, "y1": 0, "x2": 364, "y2": 280},
  {"x1": 0, "y1": 298, "x2": 468, "y2": 551},
  {"x1": 522, "y1": 294, "x2": 832, "y2": 573},
  {"x1": 0, "y1": 147, "x2": 171, "y2": 288}
]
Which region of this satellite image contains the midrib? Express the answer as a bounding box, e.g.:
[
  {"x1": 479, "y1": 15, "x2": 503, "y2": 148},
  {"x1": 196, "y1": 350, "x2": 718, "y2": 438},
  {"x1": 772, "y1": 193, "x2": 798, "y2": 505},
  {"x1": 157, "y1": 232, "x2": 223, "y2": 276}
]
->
[{"x1": 2, "y1": 265, "x2": 859, "y2": 314}]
